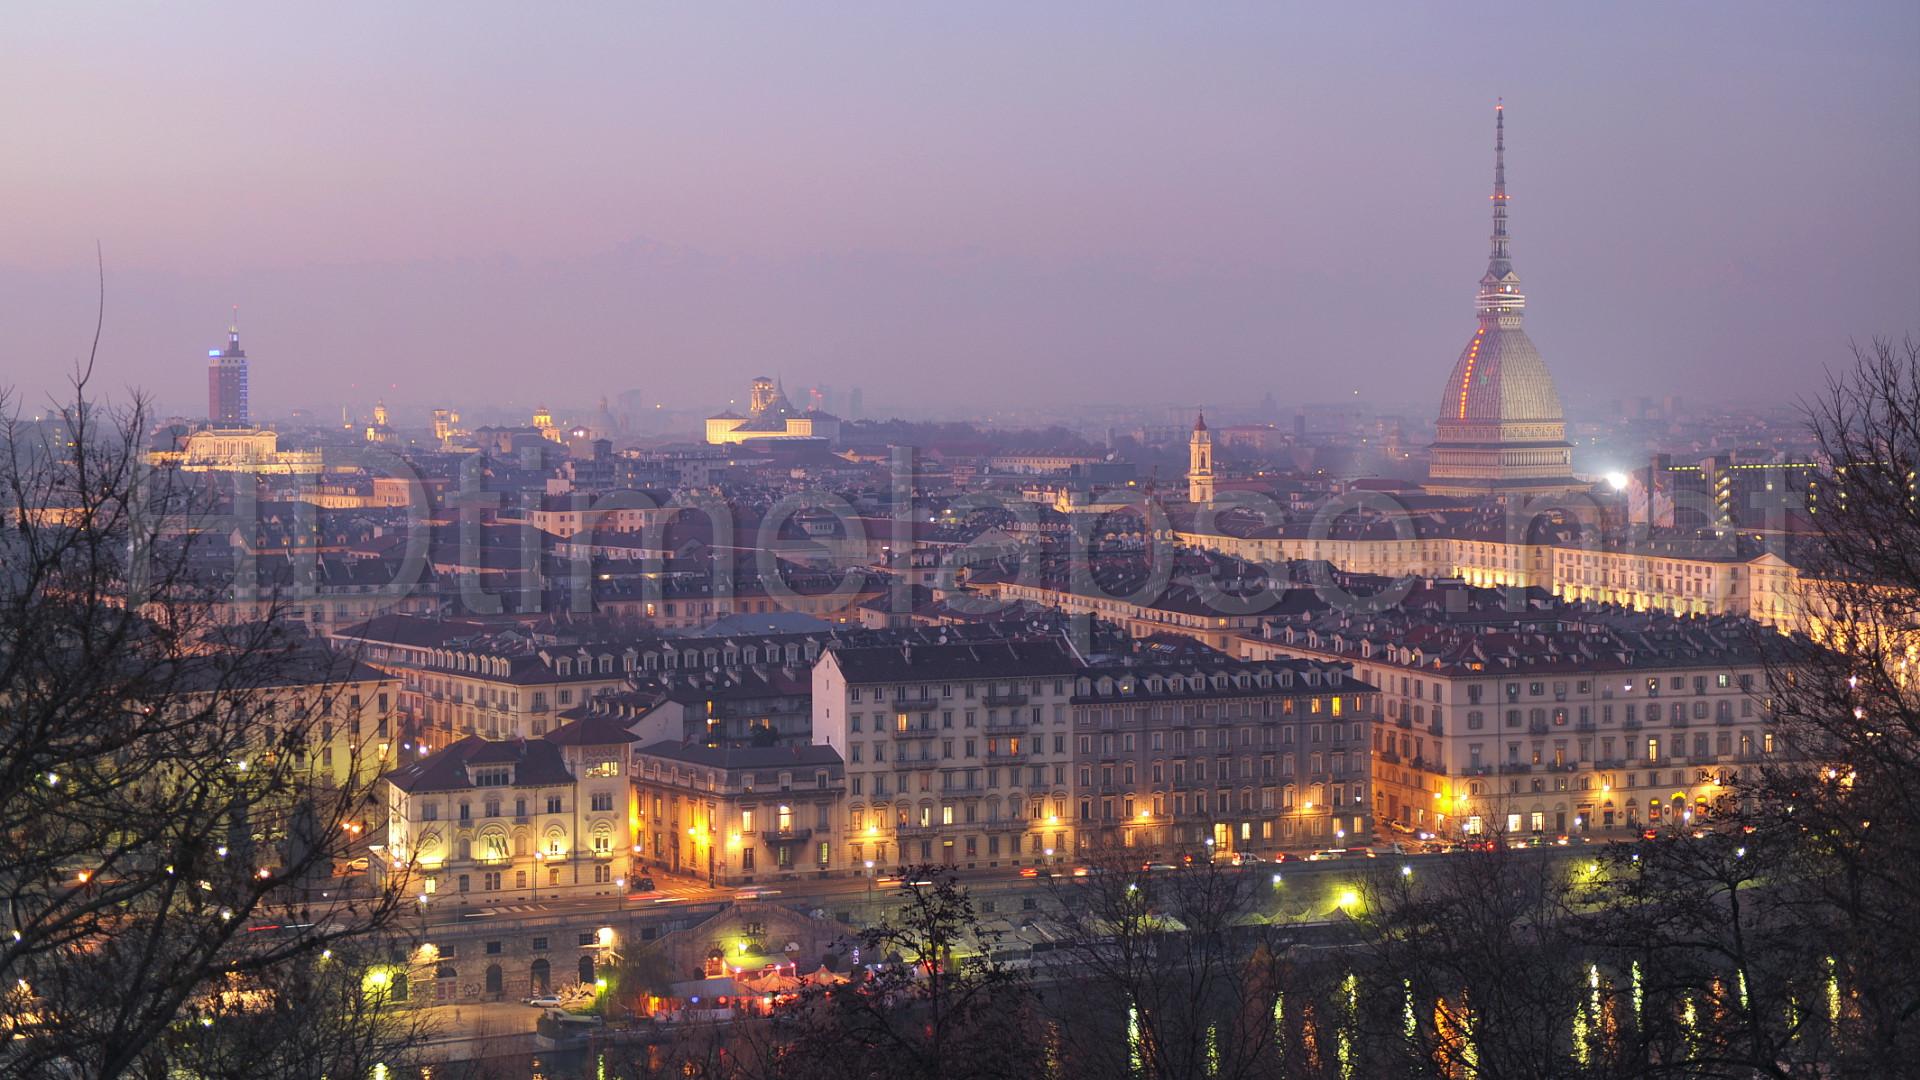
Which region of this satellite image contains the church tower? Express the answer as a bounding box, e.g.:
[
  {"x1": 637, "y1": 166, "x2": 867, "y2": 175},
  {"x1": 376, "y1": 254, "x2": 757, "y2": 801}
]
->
[
  {"x1": 1425, "y1": 103, "x2": 1583, "y2": 500},
  {"x1": 1187, "y1": 411, "x2": 1215, "y2": 505}
]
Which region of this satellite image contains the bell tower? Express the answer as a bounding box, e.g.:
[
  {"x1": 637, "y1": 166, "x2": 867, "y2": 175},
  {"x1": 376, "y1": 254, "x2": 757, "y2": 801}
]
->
[{"x1": 1187, "y1": 411, "x2": 1215, "y2": 505}]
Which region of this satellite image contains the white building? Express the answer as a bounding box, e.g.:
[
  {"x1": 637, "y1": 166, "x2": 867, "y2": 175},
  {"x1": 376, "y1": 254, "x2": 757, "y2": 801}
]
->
[{"x1": 377, "y1": 715, "x2": 638, "y2": 903}]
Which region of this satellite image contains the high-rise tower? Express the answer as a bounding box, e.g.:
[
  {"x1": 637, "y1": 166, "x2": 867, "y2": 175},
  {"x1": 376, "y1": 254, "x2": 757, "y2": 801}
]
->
[
  {"x1": 1425, "y1": 104, "x2": 1582, "y2": 500},
  {"x1": 207, "y1": 309, "x2": 249, "y2": 427}
]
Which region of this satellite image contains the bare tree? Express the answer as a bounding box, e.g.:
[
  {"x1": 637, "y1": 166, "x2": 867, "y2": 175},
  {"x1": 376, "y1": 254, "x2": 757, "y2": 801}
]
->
[
  {"x1": 1350, "y1": 847, "x2": 1614, "y2": 1080},
  {"x1": 759, "y1": 865, "x2": 1043, "y2": 1080},
  {"x1": 1763, "y1": 336, "x2": 1920, "y2": 1070},
  {"x1": 0, "y1": 369, "x2": 416, "y2": 1074},
  {"x1": 1047, "y1": 846, "x2": 1326, "y2": 1080},
  {"x1": 1562, "y1": 338, "x2": 1920, "y2": 1078}
]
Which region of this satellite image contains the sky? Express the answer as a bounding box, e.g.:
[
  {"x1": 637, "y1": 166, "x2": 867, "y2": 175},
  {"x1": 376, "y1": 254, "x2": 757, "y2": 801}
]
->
[{"x1": 1, "y1": 3, "x2": 1916, "y2": 423}]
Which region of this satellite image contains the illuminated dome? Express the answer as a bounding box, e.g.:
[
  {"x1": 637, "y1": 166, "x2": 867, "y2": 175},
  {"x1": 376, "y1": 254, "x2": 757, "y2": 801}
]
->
[
  {"x1": 1438, "y1": 322, "x2": 1563, "y2": 426},
  {"x1": 1424, "y1": 103, "x2": 1582, "y2": 500}
]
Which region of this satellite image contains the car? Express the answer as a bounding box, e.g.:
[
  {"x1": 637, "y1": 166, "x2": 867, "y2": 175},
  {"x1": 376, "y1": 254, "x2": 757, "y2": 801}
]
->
[
  {"x1": 525, "y1": 995, "x2": 562, "y2": 1008},
  {"x1": 1305, "y1": 849, "x2": 1347, "y2": 862},
  {"x1": 1344, "y1": 847, "x2": 1377, "y2": 859},
  {"x1": 1228, "y1": 852, "x2": 1264, "y2": 866},
  {"x1": 1270, "y1": 852, "x2": 1300, "y2": 864},
  {"x1": 630, "y1": 875, "x2": 656, "y2": 893}
]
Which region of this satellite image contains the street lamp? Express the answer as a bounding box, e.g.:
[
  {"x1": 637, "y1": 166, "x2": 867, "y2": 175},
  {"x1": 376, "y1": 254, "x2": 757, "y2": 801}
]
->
[
  {"x1": 532, "y1": 851, "x2": 544, "y2": 903},
  {"x1": 864, "y1": 859, "x2": 875, "y2": 913}
]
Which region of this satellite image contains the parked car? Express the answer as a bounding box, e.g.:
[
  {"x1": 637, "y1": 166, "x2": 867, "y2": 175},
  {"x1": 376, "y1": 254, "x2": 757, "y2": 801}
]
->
[
  {"x1": 629, "y1": 875, "x2": 656, "y2": 893},
  {"x1": 1305, "y1": 849, "x2": 1347, "y2": 862},
  {"x1": 525, "y1": 995, "x2": 562, "y2": 1008}
]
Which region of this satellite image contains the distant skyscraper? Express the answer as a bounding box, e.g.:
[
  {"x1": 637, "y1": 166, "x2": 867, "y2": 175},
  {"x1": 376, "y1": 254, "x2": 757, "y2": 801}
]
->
[
  {"x1": 1425, "y1": 104, "x2": 1582, "y2": 500},
  {"x1": 207, "y1": 310, "x2": 249, "y2": 427}
]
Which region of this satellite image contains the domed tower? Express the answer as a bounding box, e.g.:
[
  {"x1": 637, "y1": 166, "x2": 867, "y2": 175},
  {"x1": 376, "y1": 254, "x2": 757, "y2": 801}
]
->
[
  {"x1": 1188, "y1": 410, "x2": 1215, "y2": 506},
  {"x1": 1425, "y1": 104, "x2": 1582, "y2": 500}
]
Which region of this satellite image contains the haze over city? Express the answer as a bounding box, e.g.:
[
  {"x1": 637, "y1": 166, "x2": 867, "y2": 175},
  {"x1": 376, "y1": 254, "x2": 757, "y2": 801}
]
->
[
  {"x1": 3, "y1": 3, "x2": 1916, "y2": 417},
  {"x1": 5, "y1": 7, "x2": 1920, "y2": 1079}
]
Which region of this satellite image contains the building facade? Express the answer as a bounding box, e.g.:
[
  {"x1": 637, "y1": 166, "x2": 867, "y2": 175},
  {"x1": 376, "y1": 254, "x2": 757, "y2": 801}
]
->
[
  {"x1": 629, "y1": 743, "x2": 846, "y2": 886},
  {"x1": 378, "y1": 715, "x2": 638, "y2": 904},
  {"x1": 1069, "y1": 658, "x2": 1376, "y2": 860},
  {"x1": 812, "y1": 641, "x2": 1081, "y2": 874},
  {"x1": 1243, "y1": 598, "x2": 1784, "y2": 839}
]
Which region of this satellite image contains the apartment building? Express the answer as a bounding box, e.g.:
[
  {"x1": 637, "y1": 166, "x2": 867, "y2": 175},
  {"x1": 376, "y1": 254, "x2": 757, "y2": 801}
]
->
[
  {"x1": 1068, "y1": 658, "x2": 1376, "y2": 859},
  {"x1": 812, "y1": 640, "x2": 1083, "y2": 873},
  {"x1": 377, "y1": 714, "x2": 637, "y2": 903},
  {"x1": 1244, "y1": 595, "x2": 1782, "y2": 838},
  {"x1": 629, "y1": 743, "x2": 846, "y2": 886}
]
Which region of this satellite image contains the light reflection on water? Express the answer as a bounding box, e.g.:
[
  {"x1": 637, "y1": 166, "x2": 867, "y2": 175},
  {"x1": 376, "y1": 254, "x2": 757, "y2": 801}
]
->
[{"x1": 377, "y1": 954, "x2": 1847, "y2": 1079}]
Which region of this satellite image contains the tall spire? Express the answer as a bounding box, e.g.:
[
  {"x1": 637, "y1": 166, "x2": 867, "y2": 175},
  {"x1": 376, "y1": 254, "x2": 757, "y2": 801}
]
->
[
  {"x1": 1476, "y1": 100, "x2": 1525, "y2": 317},
  {"x1": 1489, "y1": 100, "x2": 1509, "y2": 277},
  {"x1": 228, "y1": 305, "x2": 241, "y2": 348}
]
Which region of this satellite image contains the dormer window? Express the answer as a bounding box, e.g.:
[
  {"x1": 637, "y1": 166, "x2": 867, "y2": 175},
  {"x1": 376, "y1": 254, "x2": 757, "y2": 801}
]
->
[{"x1": 471, "y1": 766, "x2": 512, "y2": 787}]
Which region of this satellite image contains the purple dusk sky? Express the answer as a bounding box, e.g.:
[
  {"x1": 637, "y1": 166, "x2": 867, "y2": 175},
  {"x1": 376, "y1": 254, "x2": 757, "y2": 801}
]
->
[{"x1": 1, "y1": 3, "x2": 1915, "y2": 422}]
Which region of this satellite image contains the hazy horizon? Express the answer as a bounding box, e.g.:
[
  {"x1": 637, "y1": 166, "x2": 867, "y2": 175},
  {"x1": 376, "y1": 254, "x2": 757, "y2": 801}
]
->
[{"x1": 2, "y1": 3, "x2": 1916, "y2": 422}]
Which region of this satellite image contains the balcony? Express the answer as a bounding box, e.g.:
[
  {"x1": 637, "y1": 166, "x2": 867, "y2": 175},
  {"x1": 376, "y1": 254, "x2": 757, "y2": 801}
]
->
[
  {"x1": 983, "y1": 717, "x2": 1028, "y2": 735},
  {"x1": 1594, "y1": 758, "x2": 1627, "y2": 770},
  {"x1": 1378, "y1": 749, "x2": 1402, "y2": 765},
  {"x1": 981, "y1": 818, "x2": 1027, "y2": 832},
  {"x1": 1623, "y1": 719, "x2": 1642, "y2": 731},
  {"x1": 1462, "y1": 764, "x2": 1493, "y2": 777},
  {"x1": 1546, "y1": 761, "x2": 1578, "y2": 774},
  {"x1": 1715, "y1": 715, "x2": 1734, "y2": 726},
  {"x1": 1498, "y1": 762, "x2": 1534, "y2": 775},
  {"x1": 1527, "y1": 721, "x2": 1550, "y2": 735},
  {"x1": 760, "y1": 827, "x2": 813, "y2": 845},
  {"x1": 985, "y1": 749, "x2": 1026, "y2": 763},
  {"x1": 984, "y1": 690, "x2": 1029, "y2": 707},
  {"x1": 896, "y1": 757, "x2": 941, "y2": 771},
  {"x1": 895, "y1": 822, "x2": 941, "y2": 838}
]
